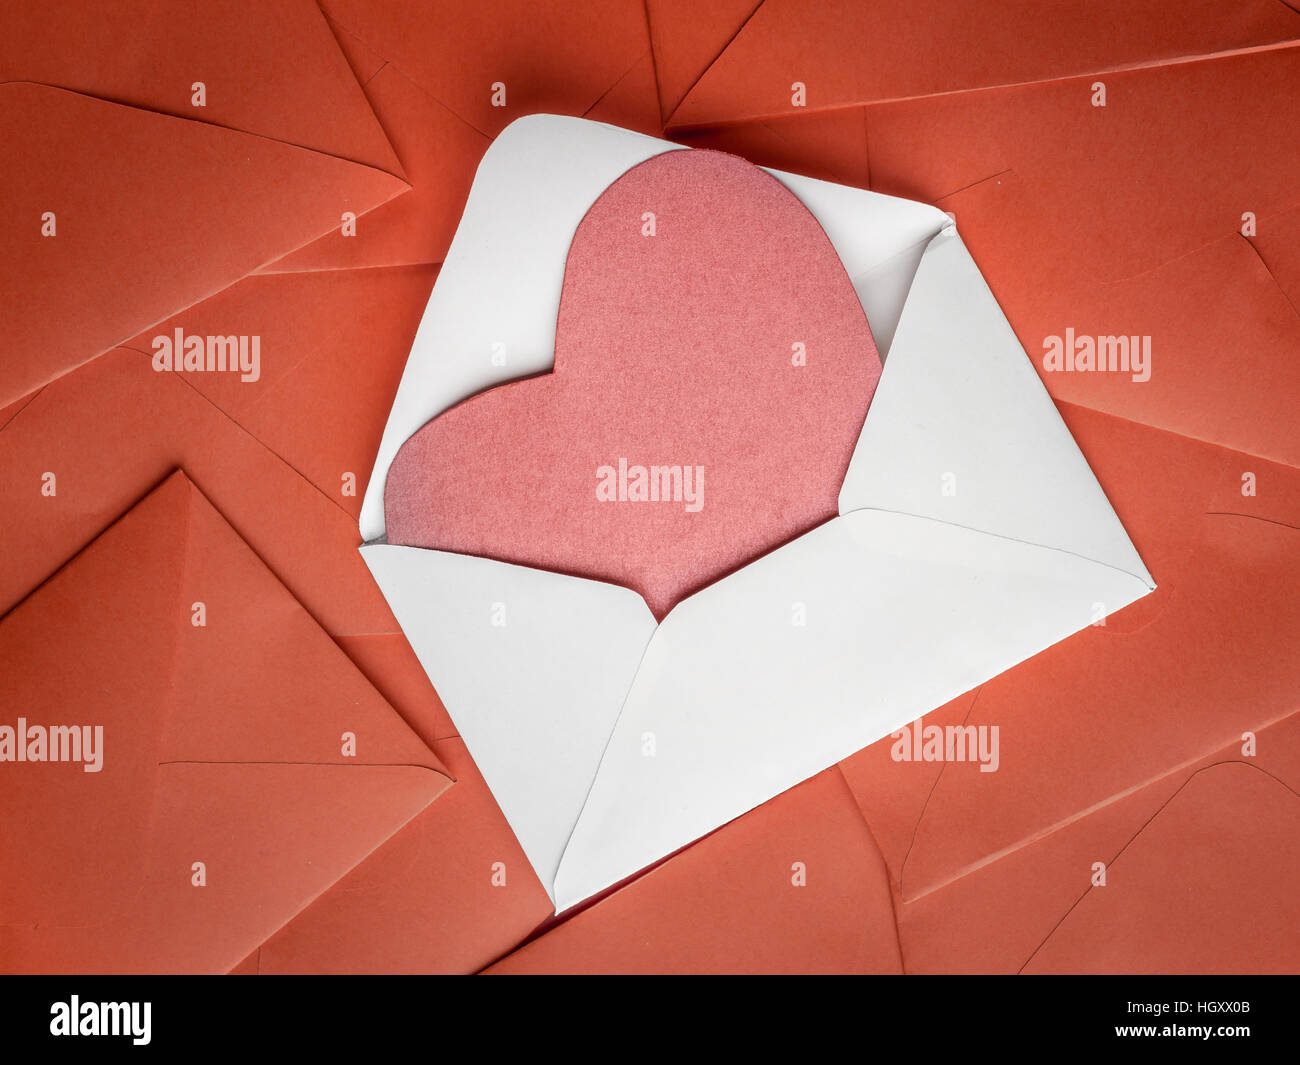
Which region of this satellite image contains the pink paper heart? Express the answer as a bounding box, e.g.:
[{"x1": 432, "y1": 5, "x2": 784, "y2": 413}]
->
[{"x1": 385, "y1": 149, "x2": 881, "y2": 619}]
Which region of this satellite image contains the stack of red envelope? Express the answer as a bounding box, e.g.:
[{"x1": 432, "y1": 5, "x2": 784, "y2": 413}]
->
[{"x1": 2, "y1": 0, "x2": 1298, "y2": 974}]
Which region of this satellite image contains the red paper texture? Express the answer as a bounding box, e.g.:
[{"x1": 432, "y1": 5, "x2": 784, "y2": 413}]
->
[
  {"x1": 0, "y1": 473, "x2": 449, "y2": 973},
  {"x1": 3, "y1": 0, "x2": 1299, "y2": 975}
]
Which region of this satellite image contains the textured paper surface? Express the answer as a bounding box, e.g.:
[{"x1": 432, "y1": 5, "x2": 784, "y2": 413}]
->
[
  {"x1": 0, "y1": 82, "x2": 405, "y2": 408},
  {"x1": 9, "y1": 0, "x2": 1297, "y2": 975},
  {"x1": 0, "y1": 473, "x2": 448, "y2": 973},
  {"x1": 384, "y1": 149, "x2": 881, "y2": 618}
]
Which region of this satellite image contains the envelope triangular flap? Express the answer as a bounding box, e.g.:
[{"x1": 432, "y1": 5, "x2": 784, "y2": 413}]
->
[
  {"x1": 552, "y1": 508, "x2": 1153, "y2": 910},
  {"x1": 0, "y1": 472, "x2": 449, "y2": 971},
  {"x1": 0, "y1": 473, "x2": 188, "y2": 925},
  {"x1": 838, "y1": 227, "x2": 1154, "y2": 589},
  {"x1": 550, "y1": 232, "x2": 1157, "y2": 906},
  {"x1": 759, "y1": 174, "x2": 948, "y2": 354},
  {"x1": 361, "y1": 544, "x2": 658, "y2": 903},
  {"x1": 162, "y1": 476, "x2": 446, "y2": 772},
  {"x1": 0, "y1": 1, "x2": 404, "y2": 172},
  {"x1": 1, "y1": 83, "x2": 407, "y2": 409}
]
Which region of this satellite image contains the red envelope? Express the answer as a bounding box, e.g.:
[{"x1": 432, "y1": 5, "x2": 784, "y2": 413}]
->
[
  {"x1": 0, "y1": 0, "x2": 402, "y2": 167},
  {"x1": 0, "y1": 472, "x2": 450, "y2": 973},
  {"x1": 2, "y1": 0, "x2": 414, "y2": 409},
  {"x1": 263, "y1": 62, "x2": 491, "y2": 272},
  {"x1": 644, "y1": 0, "x2": 765, "y2": 123},
  {"x1": 263, "y1": 0, "x2": 663, "y2": 273},
  {"x1": 319, "y1": 0, "x2": 657, "y2": 137},
  {"x1": 0, "y1": 347, "x2": 399, "y2": 638},
  {"x1": 888, "y1": 711, "x2": 1300, "y2": 974},
  {"x1": 657, "y1": 0, "x2": 1300, "y2": 127},
  {"x1": 246, "y1": 738, "x2": 554, "y2": 974},
  {"x1": 482, "y1": 765, "x2": 903, "y2": 975},
  {"x1": 863, "y1": 45, "x2": 1300, "y2": 468},
  {"x1": 122, "y1": 264, "x2": 438, "y2": 522},
  {"x1": 8, "y1": 0, "x2": 1299, "y2": 977},
  {"x1": 1021, "y1": 758, "x2": 1300, "y2": 975}
]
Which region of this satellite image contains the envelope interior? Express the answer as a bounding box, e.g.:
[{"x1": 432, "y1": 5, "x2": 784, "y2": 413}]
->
[
  {"x1": 381, "y1": 146, "x2": 888, "y2": 619},
  {"x1": 359, "y1": 115, "x2": 950, "y2": 544}
]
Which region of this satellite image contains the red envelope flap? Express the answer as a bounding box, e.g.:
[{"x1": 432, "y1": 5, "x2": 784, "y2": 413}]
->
[
  {"x1": 0, "y1": 474, "x2": 186, "y2": 926},
  {"x1": 485, "y1": 766, "x2": 901, "y2": 974},
  {"x1": 892, "y1": 711, "x2": 1300, "y2": 973},
  {"x1": 865, "y1": 47, "x2": 1300, "y2": 281},
  {"x1": 666, "y1": 0, "x2": 1300, "y2": 127},
  {"x1": 263, "y1": 69, "x2": 490, "y2": 273},
  {"x1": 1, "y1": 759, "x2": 447, "y2": 974},
  {"x1": 0, "y1": 349, "x2": 398, "y2": 638},
  {"x1": 645, "y1": 0, "x2": 764, "y2": 123},
  {"x1": 1, "y1": 83, "x2": 408, "y2": 408},
  {"x1": 157, "y1": 474, "x2": 445, "y2": 769},
  {"x1": 249, "y1": 738, "x2": 555, "y2": 974},
  {"x1": 122, "y1": 264, "x2": 438, "y2": 522},
  {"x1": 0, "y1": 0, "x2": 402, "y2": 173},
  {"x1": 318, "y1": 0, "x2": 651, "y2": 136},
  {"x1": 1024, "y1": 762, "x2": 1300, "y2": 974},
  {"x1": 0, "y1": 472, "x2": 450, "y2": 972}
]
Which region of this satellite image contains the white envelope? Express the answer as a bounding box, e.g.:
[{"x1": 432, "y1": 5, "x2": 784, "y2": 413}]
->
[{"x1": 359, "y1": 115, "x2": 1155, "y2": 911}]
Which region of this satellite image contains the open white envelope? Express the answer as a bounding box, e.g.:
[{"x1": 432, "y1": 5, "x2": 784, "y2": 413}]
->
[{"x1": 359, "y1": 115, "x2": 1155, "y2": 911}]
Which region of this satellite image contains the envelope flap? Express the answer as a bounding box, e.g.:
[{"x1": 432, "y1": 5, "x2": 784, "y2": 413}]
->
[
  {"x1": 0, "y1": 760, "x2": 441, "y2": 974},
  {"x1": 1, "y1": 83, "x2": 408, "y2": 407},
  {"x1": 1, "y1": 0, "x2": 403, "y2": 172},
  {"x1": 0, "y1": 473, "x2": 449, "y2": 971},
  {"x1": 318, "y1": 0, "x2": 651, "y2": 137},
  {"x1": 553, "y1": 508, "x2": 1152, "y2": 909},
  {"x1": 838, "y1": 226, "x2": 1154, "y2": 589},
  {"x1": 0, "y1": 348, "x2": 398, "y2": 637},
  {"x1": 1023, "y1": 762, "x2": 1300, "y2": 974},
  {"x1": 162, "y1": 475, "x2": 446, "y2": 772},
  {"x1": 666, "y1": 0, "x2": 1300, "y2": 127},
  {"x1": 126, "y1": 760, "x2": 439, "y2": 974},
  {"x1": 361, "y1": 543, "x2": 657, "y2": 902},
  {"x1": 645, "y1": 0, "x2": 762, "y2": 121},
  {"x1": 0, "y1": 471, "x2": 188, "y2": 925}
]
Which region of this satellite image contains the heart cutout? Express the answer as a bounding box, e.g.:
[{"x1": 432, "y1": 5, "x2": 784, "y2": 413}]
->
[{"x1": 384, "y1": 149, "x2": 881, "y2": 619}]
